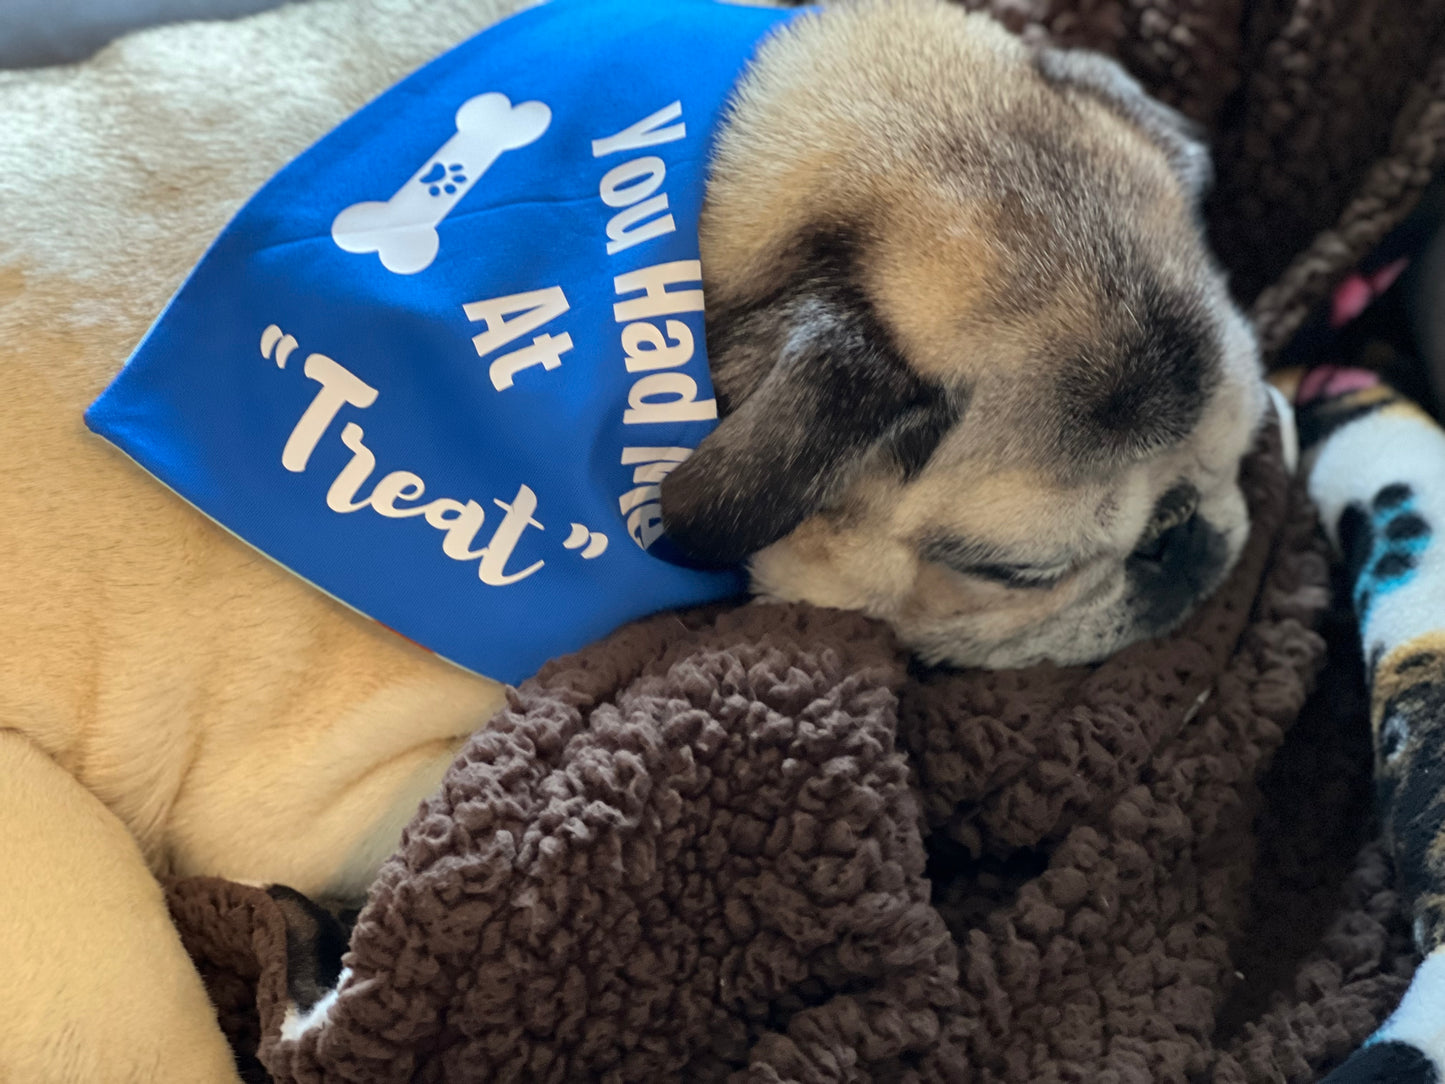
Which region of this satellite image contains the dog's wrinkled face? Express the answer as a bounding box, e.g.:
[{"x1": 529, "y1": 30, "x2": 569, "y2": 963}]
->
[{"x1": 660, "y1": 0, "x2": 1268, "y2": 669}]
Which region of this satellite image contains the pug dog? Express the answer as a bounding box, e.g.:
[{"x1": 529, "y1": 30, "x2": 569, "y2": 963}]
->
[
  {"x1": 0, "y1": 0, "x2": 1265, "y2": 1079},
  {"x1": 663, "y1": 1, "x2": 1264, "y2": 670}
]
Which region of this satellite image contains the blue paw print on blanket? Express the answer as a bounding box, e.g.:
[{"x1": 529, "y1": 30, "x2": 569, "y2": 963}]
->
[
  {"x1": 1340, "y1": 483, "x2": 1431, "y2": 620},
  {"x1": 420, "y1": 162, "x2": 467, "y2": 196}
]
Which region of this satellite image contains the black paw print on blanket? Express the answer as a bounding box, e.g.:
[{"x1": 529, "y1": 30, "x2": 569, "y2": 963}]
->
[
  {"x1": 1321, "y1": 1039, "x2": 1440, "y2": 1083},
  {"x1": 1338, "y1": 483, "x2": 1430, "y2": 621}
]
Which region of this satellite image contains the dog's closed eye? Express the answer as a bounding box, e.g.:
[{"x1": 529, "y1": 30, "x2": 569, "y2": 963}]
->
[
  {"x1": 919, "y1": 535, "x2": 1071, "y2": 589},
  {"x1": 958, "y1": 562, "x2": 1070, "y2": 589}
]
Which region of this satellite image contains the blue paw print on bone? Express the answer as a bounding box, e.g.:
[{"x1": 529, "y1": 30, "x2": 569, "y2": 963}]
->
[
  {"x1": 1339, "y1": 483, "x2": 1431, "y2": 620},
  {"x1": 420, "y1": 162, "x2": 467, "y2": 196}
]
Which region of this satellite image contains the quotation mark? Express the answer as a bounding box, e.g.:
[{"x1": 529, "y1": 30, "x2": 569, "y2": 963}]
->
[
  {"x1": 260, "y1": 324, "x2": 298, "y2": 368},
  {"x1": 564, "y1": 522, "x2": 608, "y2": 559},
  {"x1": 259, "y1": 321, "x2": 609, "y2": 568}
]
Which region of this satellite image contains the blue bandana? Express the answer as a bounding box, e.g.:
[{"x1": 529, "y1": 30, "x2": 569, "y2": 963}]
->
[{"x1": 86, "y1": 0, "x2": 801, "y2": 684}]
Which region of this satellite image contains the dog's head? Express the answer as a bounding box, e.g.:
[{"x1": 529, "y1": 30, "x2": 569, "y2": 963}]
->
[{"x1": 660, "y1": 0, "x2": 1267, "y2": 669}]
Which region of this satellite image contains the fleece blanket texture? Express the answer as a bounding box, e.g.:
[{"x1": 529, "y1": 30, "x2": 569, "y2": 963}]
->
[
  {"x1": 174, "y1": 428, "x2": 1351, "y2": 1083},
  {"x1": 163, "y1": 0, "x2": 1445, "y2": 1080}
]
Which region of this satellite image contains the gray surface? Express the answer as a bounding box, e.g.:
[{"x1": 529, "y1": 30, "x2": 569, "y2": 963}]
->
[{"x1": 0, "y1": 0, "x2": 298, "y2": 68}]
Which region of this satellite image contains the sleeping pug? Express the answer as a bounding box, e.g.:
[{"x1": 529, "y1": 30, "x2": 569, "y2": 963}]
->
[
  {"x1": 665, "y1": 2, "x2": 1264, "y2": 670},
  {"x1": 0, "y1": 0, "x2": 1265, "y2": 1080}
]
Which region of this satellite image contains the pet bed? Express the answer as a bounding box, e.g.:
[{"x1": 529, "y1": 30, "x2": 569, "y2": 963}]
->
[{"x1": 63, "y1": 0, "x2": 1445, "y2": 1078}]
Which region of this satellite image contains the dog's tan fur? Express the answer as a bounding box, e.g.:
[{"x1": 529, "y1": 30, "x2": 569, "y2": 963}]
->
[
  {"x1": 0, "y1": 0, "x2": 1263, "y2": 1078},
  {"x1": 0, "y1": 2, "x2": 525, "y2": 1078},
  {"x1": 666, "y1": 2, "x2": 1264, "y2": 667}
]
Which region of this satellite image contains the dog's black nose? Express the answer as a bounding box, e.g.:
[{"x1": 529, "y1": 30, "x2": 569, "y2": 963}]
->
[
  {"x1": 1127, "y1": 512, "x2": 1230, "y2": 631},
  {"x1": 1130, "y1": 512, "x2": 1206, "y2": 569}
]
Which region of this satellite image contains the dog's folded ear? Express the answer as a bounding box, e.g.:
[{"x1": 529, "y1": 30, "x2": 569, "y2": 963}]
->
[
  {"x1": 1032, "y1": 46, "x2": 1213, "y2": 201},
  {"x1": 659, "y1": 293, "x2": 958, "y2": 567}
]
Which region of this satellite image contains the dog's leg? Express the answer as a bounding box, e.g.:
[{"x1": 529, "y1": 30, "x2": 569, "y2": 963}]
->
[
  {"x1": 0, "y1": 730, "x2": 242, "y2": 1084},
  {"x1": 263, "y1": 885, "x2": 357, "y2": 1042}
]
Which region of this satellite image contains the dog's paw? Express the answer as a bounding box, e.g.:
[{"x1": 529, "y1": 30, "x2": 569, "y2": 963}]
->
[{"x1": 265, "y1": 884, "x2": 355, "y2": 1040}]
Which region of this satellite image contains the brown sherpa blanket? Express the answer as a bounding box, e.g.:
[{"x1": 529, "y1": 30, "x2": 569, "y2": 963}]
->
[{"x1": 165, "y1": 0, "x2": 1445, "y2": 1081}]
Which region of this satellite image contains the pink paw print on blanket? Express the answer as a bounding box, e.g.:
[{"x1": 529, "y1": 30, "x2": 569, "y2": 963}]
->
[
  {"x1": 1329, "y1": 257, "x2": 1409, "y2": 328},
  {"x1": 1295, "y1": 365, "x2": 1382, "y2": 405}
]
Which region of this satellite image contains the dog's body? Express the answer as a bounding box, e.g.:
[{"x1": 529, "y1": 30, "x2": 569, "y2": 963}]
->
[
  {"x1": 1, "y1": 3, "x2": 519, "y2": 1077},
  {"x1": 0, "y1": 0, "x2": 1264, "y2": 1079}
]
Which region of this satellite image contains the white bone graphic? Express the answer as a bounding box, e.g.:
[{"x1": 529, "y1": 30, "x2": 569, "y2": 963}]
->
[{"x1": 331, "y1": 93, "x2": 551, "y2": 275}]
